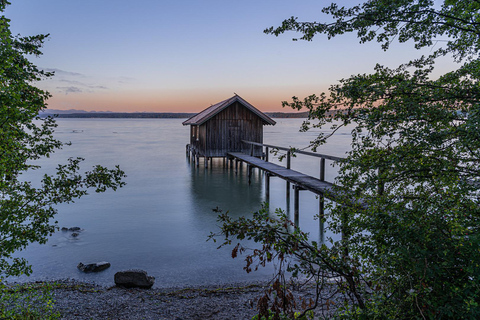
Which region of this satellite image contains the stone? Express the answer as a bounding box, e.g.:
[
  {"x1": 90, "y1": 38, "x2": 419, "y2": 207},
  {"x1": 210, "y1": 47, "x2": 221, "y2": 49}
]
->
[
  {"x1": 68, "y1": 227, "x2": 81, "y2": 232},
  {"x1": 114, "y1": 270, "x2": 155, "y2": 289},
  {"x1": 71, "y1": 232, "x2": 79, "y2": 238},
  {"x1": 77, "y1": 261, "x2": 111, "y2": 273},
  {"x1": 61, "y1": 227, "x2": 68, "y2": 232}
]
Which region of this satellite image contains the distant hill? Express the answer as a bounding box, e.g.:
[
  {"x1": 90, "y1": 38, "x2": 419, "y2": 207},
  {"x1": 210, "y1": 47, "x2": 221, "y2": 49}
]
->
[
  {"x1": 41, "y1": 112, "x2": 197, "y2": 119},
  {"x1": 266, "y1": 112, "x2": 309, "y2": 118},
  {"x1": 39, "y1": 110, "x2": 309, "y2": 119}
]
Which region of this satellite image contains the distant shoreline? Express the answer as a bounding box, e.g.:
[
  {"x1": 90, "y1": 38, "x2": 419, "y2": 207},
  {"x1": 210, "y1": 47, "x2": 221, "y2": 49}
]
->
[{"x1": 39, "y1": 112, "x2": 309, "y2": 119}]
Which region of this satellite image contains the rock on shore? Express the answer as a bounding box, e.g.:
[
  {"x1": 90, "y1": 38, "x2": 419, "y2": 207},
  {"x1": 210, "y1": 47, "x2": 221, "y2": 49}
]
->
[
  {"x1": 77, "y1": 261, "x2": 111, "y2": 273},
  {"x1": 114, "y1": 270, "x2": 155, "y2": 289}
]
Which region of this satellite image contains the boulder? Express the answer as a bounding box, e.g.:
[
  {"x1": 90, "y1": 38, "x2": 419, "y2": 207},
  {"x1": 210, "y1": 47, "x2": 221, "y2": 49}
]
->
[
  {"x1": 77, "y1": 261, "x2": 111, "y2": 273},
  {"x1": 61, "y1": 226, "x2": 81, "y2": 232},
  {"x1": 114, "y1": 270, "x2": 155, "y2": 289}
]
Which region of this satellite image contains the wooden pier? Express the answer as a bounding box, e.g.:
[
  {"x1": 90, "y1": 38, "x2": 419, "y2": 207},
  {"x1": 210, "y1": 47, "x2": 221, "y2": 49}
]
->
[
  {"x1": 226, "y1": 141, "x2": 345, "y2": 222},
  {"x1": 187, "y1": 140, "x2": 347, "y2": 223}
]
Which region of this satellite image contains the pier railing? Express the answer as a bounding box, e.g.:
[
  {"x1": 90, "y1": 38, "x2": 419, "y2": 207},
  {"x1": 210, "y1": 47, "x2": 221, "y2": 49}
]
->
[{"x1": 242, "y1": 140, "x2": 344, "y2": 183}]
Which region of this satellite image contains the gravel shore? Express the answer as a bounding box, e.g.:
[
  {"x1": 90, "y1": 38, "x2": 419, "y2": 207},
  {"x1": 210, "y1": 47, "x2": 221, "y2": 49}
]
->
[
  {"x1": 7, "y1": 279, "x2": 331, "y2": 320},
  {"x1": 52, "y1": 280, "x2": 263, "y2": 319}
]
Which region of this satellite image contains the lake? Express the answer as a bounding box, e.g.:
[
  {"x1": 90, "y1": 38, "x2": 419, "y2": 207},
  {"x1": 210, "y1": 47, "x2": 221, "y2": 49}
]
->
[{"x1": 12, "y1": 118, "x2": 352, "y2": 287}]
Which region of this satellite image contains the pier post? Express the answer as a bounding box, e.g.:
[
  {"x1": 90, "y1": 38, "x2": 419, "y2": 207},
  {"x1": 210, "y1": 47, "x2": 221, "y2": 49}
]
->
[
  {"x1": 204, "y1": 157, "x2": 208, "y2": 168},
  {"x1": 319, "y1": 193, "x2": 325, "y2": 244},
  {"x1": 378, "y1": 167, "x2": 385, "y2": 196},
  {"x1": 318, "y1": 157, "x2": 326, "y2": 242},
  {"x1": 286, "y1": 151, "x2": 291, "y2": 199},
  {"x1": 248, "y1": 165, "x2": 253, "y2": 184},
  {"x1": 265, "y1": 147, "x2": 269, "y2": 162},
  {"x1": 320, "y1": 158, "x2": 325, "y2": 181},
  {"x1": 235, "y1": 159, "x2": 239, "y2": 175},
  {"x1": 265, "y1": 173, "x2": 270, "y2": 200},
  {"x1": 294, "y1": 185, "x2": 300, "y2": 226}
]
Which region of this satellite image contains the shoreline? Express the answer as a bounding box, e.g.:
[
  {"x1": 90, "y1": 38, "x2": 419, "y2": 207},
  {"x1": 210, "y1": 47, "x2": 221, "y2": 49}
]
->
[{"x1": 4, "y1": 278, "x2": 327, "y2": 319}]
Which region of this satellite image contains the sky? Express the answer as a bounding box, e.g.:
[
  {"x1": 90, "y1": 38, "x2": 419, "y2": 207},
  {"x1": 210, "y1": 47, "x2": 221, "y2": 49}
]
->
[{"x1": 5, "y1": 0, "x2": 457, "y2": 113}]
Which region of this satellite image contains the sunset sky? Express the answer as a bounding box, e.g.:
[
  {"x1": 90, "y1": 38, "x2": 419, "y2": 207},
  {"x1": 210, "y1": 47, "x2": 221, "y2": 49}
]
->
[{"x1": 6, "y1": 1, "x2": 457, "y2": 113}]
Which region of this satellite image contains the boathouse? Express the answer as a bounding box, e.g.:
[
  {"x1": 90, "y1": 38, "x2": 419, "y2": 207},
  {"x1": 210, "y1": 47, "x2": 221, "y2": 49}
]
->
[{"x1": 183, "y1": 95, "x2": 276, "y2": 159}]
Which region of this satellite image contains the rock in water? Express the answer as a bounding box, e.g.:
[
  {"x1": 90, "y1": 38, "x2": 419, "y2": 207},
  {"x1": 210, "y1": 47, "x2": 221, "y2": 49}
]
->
[
  {"x1": 114, "y1": 270, "x2": 155, "y2": 289},
  {"x1": 77, "y1": 261, "x2": 111, "y2": 273}
]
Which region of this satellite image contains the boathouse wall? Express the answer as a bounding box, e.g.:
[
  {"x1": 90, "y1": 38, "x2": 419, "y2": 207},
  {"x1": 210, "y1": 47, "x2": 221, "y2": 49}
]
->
[{"x1": 188, "y1": 102, "x2": 264, "y2": 157}]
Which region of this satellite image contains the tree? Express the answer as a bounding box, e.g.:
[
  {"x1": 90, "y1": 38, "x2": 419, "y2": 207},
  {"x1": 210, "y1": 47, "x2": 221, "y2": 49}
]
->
[
  {"x1": 211, "y1": 1, "x2": 480, "y2": 318},
  {"x1": 0, "y1": 1, "x2": 126, "y2": 278}
]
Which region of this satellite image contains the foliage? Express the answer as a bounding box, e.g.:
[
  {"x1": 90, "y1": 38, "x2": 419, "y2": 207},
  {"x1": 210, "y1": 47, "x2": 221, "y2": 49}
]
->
[
  {"x1": 0, "y1": 280, "x2": 60, "y2": 319},
  {"x1": 211, "y1": 205, "x2": 352, "y2": 320},
  {"x1": 0, "y1": 0, "x2": 126, "y2": 279},
  {"x1": 212, "y1": 0, "x2": 480, "y2": 319},
  {"x1": 251, "y1": 308, "x2": 314, "y2": 320}
]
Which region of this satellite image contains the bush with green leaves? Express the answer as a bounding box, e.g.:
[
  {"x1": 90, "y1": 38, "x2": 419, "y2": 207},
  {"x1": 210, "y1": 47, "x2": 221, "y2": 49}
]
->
[
  {"x1": 212, "y1": 1, "x2": 480, "y2": 319},
  {"x1": 0, "y1": 280, "x2": 60, "y2": 320},
  {"x1": 0, "y1": 0, "x2": 126, "y2": 278}
]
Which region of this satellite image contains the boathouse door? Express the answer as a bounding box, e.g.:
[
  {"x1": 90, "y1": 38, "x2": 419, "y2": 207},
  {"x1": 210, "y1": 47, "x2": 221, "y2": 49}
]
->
[{"x1": 228, "y1": 124, "x2": 240, "y2": 152}]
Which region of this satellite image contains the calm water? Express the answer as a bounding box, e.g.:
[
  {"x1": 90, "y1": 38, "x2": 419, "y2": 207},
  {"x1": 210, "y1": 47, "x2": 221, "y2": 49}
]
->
[{"x1": 12, "y1": 118, "x2": 352, "y2": 287}]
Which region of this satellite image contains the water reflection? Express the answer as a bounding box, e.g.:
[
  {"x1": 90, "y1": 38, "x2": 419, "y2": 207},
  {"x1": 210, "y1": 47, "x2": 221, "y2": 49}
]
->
[
  {"x1": 188, "y1": 154, "x2": 334, "y2": 246},
  {"x1": 188, "y1": 158, "x2": 264, "y2": 217}
]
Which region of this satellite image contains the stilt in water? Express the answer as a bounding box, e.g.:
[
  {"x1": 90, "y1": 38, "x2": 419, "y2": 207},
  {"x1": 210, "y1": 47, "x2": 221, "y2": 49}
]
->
[
  {"x1": 294, "y1": 185, "x2": 300, "y2": 225},
  {"x1": 319, "y1": 193, "x2": 325, "y2": 244},
  {"x1": 248, "y1": 165, "x2": 253, "y2": 184},
  {"x1": 265, "y1": 173, "x2": 270, "y2": 201}
]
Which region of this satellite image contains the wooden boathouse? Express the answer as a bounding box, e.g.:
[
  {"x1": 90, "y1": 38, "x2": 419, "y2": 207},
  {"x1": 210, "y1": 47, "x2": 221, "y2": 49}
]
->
[{"x1": 183, "y1": 94, "x2": 276, "y2": 166}]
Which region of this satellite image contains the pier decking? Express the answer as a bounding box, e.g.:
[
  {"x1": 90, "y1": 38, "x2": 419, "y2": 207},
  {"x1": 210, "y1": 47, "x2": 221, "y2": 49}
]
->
[{"x1": 227, "y1": 152, "x2": 337, "y2": 200}]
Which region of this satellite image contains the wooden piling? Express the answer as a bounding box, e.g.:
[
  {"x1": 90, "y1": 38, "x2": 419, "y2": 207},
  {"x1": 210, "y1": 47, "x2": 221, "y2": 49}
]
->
[
  {"x1": 378, "y1": 167, "x2": 385, "y2": 196},
  {"x1": 320, "y1": 158, "x2": 325, "y2": 181},
  {"x1": 248, "y1": 165, "x2": 253, "y2": 184},
  {"x1": 265, "y1": 173, "x2": 270, "y2": 200},
  {"x1": 294, "y1": 185, "x2": 300, "y2": 225},
  {"x1": 319, "y1": 193, "x2": 325, "y2": 243},
  {"x1": 286, "y1": 150, "x2": 291, "y2": 199}
]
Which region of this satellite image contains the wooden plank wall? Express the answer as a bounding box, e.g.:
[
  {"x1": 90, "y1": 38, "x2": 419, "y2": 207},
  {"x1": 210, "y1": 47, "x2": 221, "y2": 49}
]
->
[{"x1": 200, "y1": 102, "x2": 264, "y2": 157}]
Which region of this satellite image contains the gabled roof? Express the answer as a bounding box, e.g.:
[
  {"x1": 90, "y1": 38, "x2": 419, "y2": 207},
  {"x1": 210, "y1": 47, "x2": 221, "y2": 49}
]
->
[{"x1": 182, "y1": 95, "x2": 276, "y2": 126}]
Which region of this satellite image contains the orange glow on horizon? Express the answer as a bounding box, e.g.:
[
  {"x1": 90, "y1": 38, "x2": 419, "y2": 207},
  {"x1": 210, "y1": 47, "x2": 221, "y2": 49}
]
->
[{"x1": 45, "y1": 85, "x2": 326, "y2": 113}]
